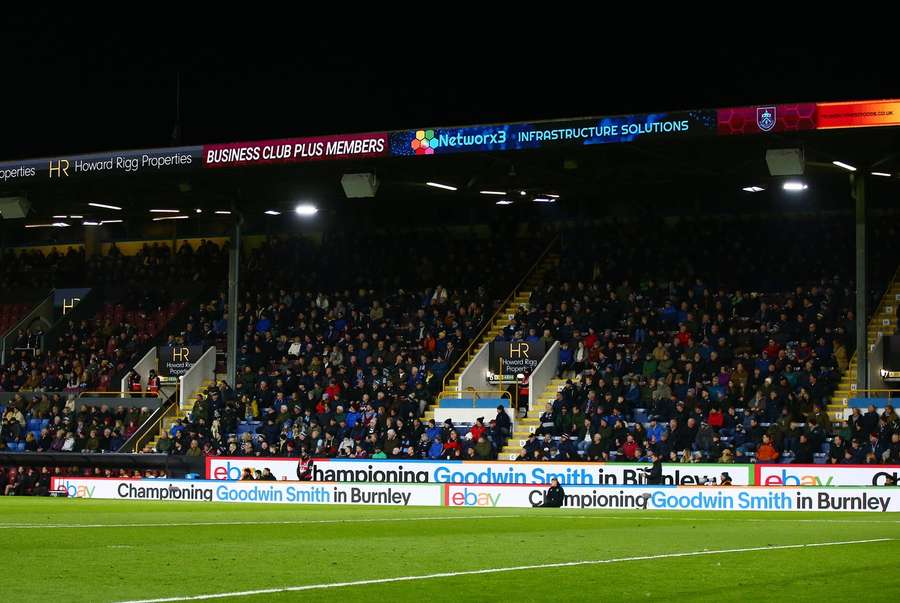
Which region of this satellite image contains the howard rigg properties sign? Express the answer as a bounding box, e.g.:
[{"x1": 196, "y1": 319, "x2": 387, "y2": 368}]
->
[
  {"x1": 489, "y1": 341, "x2": 546, "y2": 376},
  {"x1": 203, "y1": 132, "x2": 388, "y2": 167}
]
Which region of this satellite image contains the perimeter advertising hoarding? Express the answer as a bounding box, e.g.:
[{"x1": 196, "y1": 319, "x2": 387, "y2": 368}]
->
[
  {"x1": 50, "y1": 477, "x2": 441, "y2": 506},
  {"x1": 755, "y1": 464, "x2": 900, "y2": 487},
  {"x1": 816, "y1": 99, "x2": 900, "y2": 129},
  {"x1": 2, "y1": 99, "x2": 899, "y2": 183},
  {"x1": 201, "y1": 132, "x2": 389, "y2": 168},
  {"x1": 50, "y1": 477, "x2": 899, "y2": 513},
  {"x1": 0, "y1": 146, "x2": 201, "y2": 184},
  {"x1": 389, "y1": 110, "x2": 717, "y2": 156},
  {"x1": 444, "y1": 484, "x2": 900, "y2": 512},
  {"x1": 206, "y1": 457, "x2": 754, "y2": 486}
]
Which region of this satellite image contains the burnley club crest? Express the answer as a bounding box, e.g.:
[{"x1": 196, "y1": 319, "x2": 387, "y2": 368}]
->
[{"x1": 757, "y1": 106, "x2": 776, "y2": 131}]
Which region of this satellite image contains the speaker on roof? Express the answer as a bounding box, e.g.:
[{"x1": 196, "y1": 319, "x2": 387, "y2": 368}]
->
[
  {"x1": 341, "y1": 173, "x2": 379, "y2": 198},
  {"x1": 765, "y1": 149, "x2": 805, "y2": 176},
  {"x1": 0, "y1": 196, "x2": 30, "y2": 219}
]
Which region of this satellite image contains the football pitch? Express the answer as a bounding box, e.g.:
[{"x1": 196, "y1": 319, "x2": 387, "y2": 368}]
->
[{"x1": 3, "y1": 498, "x2": 899, "y2": 602}]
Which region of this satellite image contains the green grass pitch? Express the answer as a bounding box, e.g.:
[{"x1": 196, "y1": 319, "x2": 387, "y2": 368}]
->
[{"x1": 3, "y1": 497, "x2": 899, "y2": 602}]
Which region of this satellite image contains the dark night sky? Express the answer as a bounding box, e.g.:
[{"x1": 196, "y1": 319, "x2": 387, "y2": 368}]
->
[{"x1": 0, "y1": 13, "x2": 896, "y2": 160}]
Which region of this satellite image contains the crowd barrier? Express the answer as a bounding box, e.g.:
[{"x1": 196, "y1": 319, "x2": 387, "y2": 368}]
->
[
  {"x1": 50, "y1": 477, "x2": 900, "y2": 513},
  {"x1": 206, "y1": 457, "x2": 900, "y2": 487}
]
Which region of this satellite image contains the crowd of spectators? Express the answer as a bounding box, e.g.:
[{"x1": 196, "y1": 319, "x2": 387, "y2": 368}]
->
[
  {"x1": 0, "y1": 240, "x2": 227, "y2": 453},
  {"x1": 148, "y1": 235, "x2": 546, "y2": 458},
  {"x1": 1, "y1": 395, "x2": 152, "y2": 453},
  {"x1": 499, "y1": 218, "x2": 900, "y2": 464}
]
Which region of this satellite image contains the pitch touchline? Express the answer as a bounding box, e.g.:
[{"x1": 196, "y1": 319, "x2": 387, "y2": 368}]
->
[
  {"x1": 1, "y1": 513, "x2": 898, "y2": 530},
  {"x1": 116, "y1": 538, "x2": 893, "y2": 603},
  {"x1": 0, "y1": 515, "x2": 524, "y2": 530}
]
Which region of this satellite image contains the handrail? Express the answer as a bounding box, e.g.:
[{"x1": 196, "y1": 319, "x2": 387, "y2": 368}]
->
[
  {"x1": 438, "y1": 389, "x2": 511, "y2": 402},
  {"x1": 123, "y1": 393, "x2": 178, "y2": 453},
  {"x1": 78, "y1": 391, "x2": 161, "y2": 398},
  {"x1": 440, "y1": 235, "x2": 558, "y2": 393},
  {"x1": 843, "y1": 389, "x2": 900, "y2": 397}
]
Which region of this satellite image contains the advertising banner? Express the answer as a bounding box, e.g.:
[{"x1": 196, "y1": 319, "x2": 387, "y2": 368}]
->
[
  {"x1": 488, "y1": 341, "x2": 546, "y2": 376},
  {"x1": 206, "y1": 457, "x2": 754, "y2": 486},
  {"x1": 445, "y1": 483, "x2": 900, "y2": 512},
  {"x1": 756, "y1": 464, "x2": 900, "y2": 487},
  {"x1": 389, "y1": 111, "x2": 717, "y2": 157},
  {"x1": 50, "y1": 477, "x2": 442, "y2": 506},
  {"x1": 816, "y1": 99, "x2": 900, "y2": 129},
  {"x1": 157, "y1": 345, "x2": 205, "y2": 377},
  {"x1": 202, "y1": 132, "x2": 388, "y2": 168}
]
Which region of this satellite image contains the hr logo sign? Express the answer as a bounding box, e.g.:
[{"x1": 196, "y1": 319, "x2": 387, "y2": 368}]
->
[
  {"x1": 49, "y1": 159, "x2": 70, "y2": 178},
  {"x1": 172, "y1": 347, "x2": 191, "y2": 362},
  {"x1": 509, "y1": 343, "x2": 530, "y2": 358}
]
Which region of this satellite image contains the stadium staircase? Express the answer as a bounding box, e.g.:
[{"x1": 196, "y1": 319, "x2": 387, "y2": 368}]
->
[
  {"x1": 828, "y1": 266, "x2": 900, "y2": 422},
  {"x1": 495, "y1": 375, "x2": 570, "y2": 459},
  {"x1": 141, "y1": 379, "x2": 214, "y2": 452},
  {"x1": 422, "y1": 240, "x2": 560, "y2": 448}
]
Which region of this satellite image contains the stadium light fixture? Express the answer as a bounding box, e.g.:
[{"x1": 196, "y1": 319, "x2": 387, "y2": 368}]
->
[
  {"x1": 782, "y1": 181, "x2": 808, "y2": 192},
  {"x1": 533, "y1": 197, "x2": 555, "y2": 203},
  {"x1": 546, "y1": 194, "x2": 560, "y2": 198},
  {"x1": 82, "y1": 221, "x2": 100, "y2": 226},
  {"x1": 52, "y1": 215, "x2": 66, "y2": 219},
  {"x1": 871, "y1": 172, "x2": 892, "y2": 177},
  {"x1": 832, "y1": 161, "x2": 857, "y2": 172},
  {"x1": 214, "y1": 210, "x2": 232, "y2": 215},
  {"x1": 69, "y1": 215, "x2": 83, "y2": 219},
  {"x1": 426, "y1": 182, "x2": 457, "y2": 191},
  {"x1": 101, "y1": 219, "x2": 123, "y2": 224},
  {"x1": 742, "y1": 186, "x2": 765, "y2": 193},
  {"x1": 25, "y1": 223, "x2": 52, "y2": 228},
  {"x1": 264, "y1": 210, "x2": 281, "y2": 215},
  {"x1": 480, "y1": 190, "x2": 506, "y2": 195},
  {"x1": 294, "y1": 204, "x2": 318, "y2": 216},
  {"x1": 150, "y1": 209, "x2": 179, "y2": 213},
  {"x1": 52, "y1": 222, "x2": 70, "y2": 227},
  {"x1": 495, "y1": 200, "x2": 513, "y2": 205},
  {"x1": 519, "y1": 190, "x2": 527, "y2": 196},
  {"x1": 88, "y1": 202, "x2": 122, "y2": 211},
  {"x1": 152, "y1": 215, "x2": 189, "y2": 221},
  {"x1": 195, "y1": 208, "x2": 203, "y2": 214}
]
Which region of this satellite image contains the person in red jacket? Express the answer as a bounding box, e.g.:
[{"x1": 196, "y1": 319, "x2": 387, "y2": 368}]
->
[
  {"x1": 707, "y1": 407, "x2": 724, "y2": 429},
  {"x1": 146, "y1": 370, "x2": 161, "y2": 395},
  {"x1": 469, "y1": 418, "x2": 486, "y2": 444}
]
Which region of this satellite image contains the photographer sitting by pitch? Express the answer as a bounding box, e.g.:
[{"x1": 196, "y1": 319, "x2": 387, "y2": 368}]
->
[{"x1": 533, "y1": 477, "x2": 565, "y2": 507}]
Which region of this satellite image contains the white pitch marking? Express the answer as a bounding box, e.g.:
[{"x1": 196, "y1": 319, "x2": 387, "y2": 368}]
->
[{"x1": 117, "y1": 538, "x2": 893, "y2": 603}]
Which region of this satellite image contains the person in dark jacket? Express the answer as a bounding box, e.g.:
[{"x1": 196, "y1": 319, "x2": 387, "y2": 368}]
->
[
  {"x1": 534, "y1": 478, "x2": 565, "y2": 507},
  {"x1": 646, "y1": 451, "x2": 664, "y2": 485}
]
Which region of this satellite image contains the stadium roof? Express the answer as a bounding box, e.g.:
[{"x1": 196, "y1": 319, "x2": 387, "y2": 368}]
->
[{"x1": 2, "y1": 99, "x2": 900, "y2": 231}]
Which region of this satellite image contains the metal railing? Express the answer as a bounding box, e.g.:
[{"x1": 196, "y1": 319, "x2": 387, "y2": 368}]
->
[
  {"x1": 842, "y1": 388, "x2": 900, "y2": 399},
  {"x1": 440, "y1": 235, "x2": 558, "y2": 394},
  {"x1": 123, "y1": 393, "x2": 179, "y2": 453}
]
